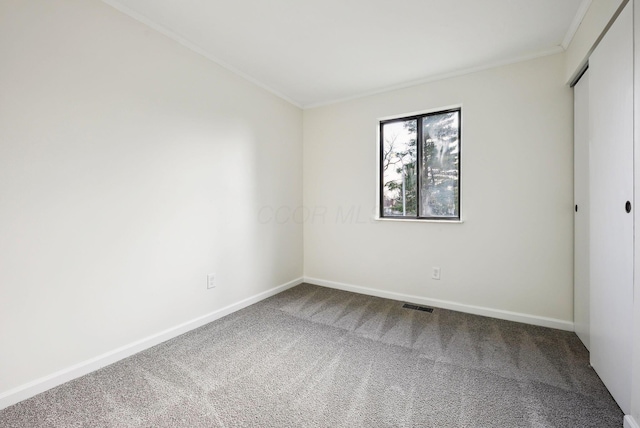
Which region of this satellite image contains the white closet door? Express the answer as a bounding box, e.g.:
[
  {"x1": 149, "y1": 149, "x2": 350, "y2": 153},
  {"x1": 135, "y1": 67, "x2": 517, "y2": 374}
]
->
[
  {"x1": 574, "y1": 71, "x2": 590, "y2": 351},
  {"x1": 589, "y1": 2, "x2": 634, "y2": 414}
]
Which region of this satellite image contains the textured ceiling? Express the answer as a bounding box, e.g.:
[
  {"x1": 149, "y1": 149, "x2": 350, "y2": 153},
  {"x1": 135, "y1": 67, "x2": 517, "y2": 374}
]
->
[{"x1": 103, "y1": 0, "x2": 589, "y2": 108}]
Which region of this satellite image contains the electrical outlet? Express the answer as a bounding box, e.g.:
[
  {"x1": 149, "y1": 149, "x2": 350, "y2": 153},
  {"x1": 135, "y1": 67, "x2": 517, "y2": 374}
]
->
[
  {"x1": 207, "y1": 273, "x2": 216, "y2": 289},
  {"x1": 432, "y1": 267, "x2": 441, "y2": 280}
]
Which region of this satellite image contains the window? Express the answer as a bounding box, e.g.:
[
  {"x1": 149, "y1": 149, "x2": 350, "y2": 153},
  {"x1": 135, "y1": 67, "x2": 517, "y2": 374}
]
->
[{"x1": 380, "y1": 108, "x2": 460, "y2": 220}]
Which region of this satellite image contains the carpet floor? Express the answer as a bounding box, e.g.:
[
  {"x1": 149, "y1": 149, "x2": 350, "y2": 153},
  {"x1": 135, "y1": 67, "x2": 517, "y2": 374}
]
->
[{"x1": 0, "y1": 283, "x2": 624, "y2": 427}]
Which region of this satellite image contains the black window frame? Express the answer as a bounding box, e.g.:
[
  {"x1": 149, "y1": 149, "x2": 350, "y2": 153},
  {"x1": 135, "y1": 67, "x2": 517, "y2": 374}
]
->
[{"x1": 379, "y1": 108, "x2": 461, "y2": 221}]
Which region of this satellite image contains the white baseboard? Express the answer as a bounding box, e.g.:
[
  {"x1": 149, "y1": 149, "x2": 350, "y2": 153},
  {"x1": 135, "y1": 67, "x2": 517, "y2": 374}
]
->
[
  {"x1": 625, "y1": 415, "x2": 640, "y2": 428},
  {"x1": 0, "y1": 277, "x2": 303, "y2": 411},
  {"x1": 304, "y1": 277, "x2": 574, "y2": 332}
]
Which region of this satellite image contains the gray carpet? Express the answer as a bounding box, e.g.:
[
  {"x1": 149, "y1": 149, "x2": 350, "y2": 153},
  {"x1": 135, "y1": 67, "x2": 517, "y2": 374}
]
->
[{"x1": 0, "y1": 283, "x2": 624, "y2": 427}]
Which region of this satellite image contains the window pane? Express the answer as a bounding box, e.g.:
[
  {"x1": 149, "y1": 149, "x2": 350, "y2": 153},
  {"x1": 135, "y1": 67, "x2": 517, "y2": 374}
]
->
[
  {"x1": 419, "y1": 111, "x2": 459, "y2": 217},
  {"x1": 382, "y1": 119, "x2": 417, "y2": 216}
]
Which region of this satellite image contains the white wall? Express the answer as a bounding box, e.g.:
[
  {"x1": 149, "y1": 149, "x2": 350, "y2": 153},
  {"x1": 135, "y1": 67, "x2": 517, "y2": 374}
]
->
[
  {"x1": 303, "y1": 53, "x2": 574, "y2": 325},
  {"x1": 0, "y1": 0, "x2": 302, "y2": 398}
]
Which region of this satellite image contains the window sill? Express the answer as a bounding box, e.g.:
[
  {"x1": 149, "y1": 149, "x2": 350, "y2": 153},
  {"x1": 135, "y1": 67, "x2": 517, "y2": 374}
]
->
[{"x1": 374, "y1": 217, "x2": 464, "y2": 224}]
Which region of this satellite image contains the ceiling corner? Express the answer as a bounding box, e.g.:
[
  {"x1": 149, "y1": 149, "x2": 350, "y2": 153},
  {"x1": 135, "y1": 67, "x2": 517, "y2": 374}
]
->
[{"x1": 561, "y1": 0, "x2": 594, "y2": 50}]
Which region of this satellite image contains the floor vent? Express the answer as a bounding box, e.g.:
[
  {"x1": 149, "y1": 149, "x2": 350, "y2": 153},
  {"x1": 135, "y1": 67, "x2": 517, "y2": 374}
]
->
[{"x1": 402, "y1": 303, "x2": 434, "y2": 313}]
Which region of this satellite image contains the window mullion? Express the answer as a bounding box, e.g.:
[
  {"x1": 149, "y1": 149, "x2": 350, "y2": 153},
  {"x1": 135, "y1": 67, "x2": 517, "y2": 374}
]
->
[
  {"x1": 416, "y1": 116, "x2": 422, "y2": 218},
  {"x1": 379, "y1": 122, "x2": 384, "y2": 218}
]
